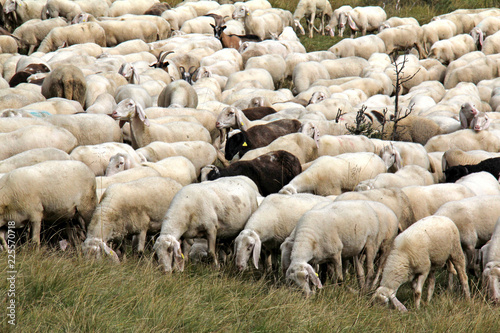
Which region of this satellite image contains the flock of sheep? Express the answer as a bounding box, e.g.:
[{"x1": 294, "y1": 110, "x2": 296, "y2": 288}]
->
[{"x1": 1, "y1": 0, "x2": 500, "y2": 311}]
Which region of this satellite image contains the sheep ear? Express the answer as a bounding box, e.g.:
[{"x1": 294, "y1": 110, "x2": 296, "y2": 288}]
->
[
  {"x1": 347, "y1": 14, "x2": 358, "y2": 31},
  {"x1": 479, "y1": 30, "x2": 484, "y2": 48},
  {"x1": 313, "y1": 125, "x2": 320, "y2": 148},
  {"x1": 252, "y1": 235, "x2": 262, "y2": 270},
  {"x1": 390, "y1": 295, "x2": 408, "y2": 312},
  {"x1": 306, "y1": 264, "x2": 322, "y2": 288},
  {"x1": 235, "y1": 109, "x2": 246, "y2": 130},
  {"x1": 99, "y1": 242, "x2": 120, "y2": 263},
  {"x1": 135, "y1": 103, "x2": 150, "y2": 127},
  {"x1": 394, "y1": 149, "x2": 402, "y2": 170},
  {"x1": 173, "y1": 240, "x2": 185, "y2": 272}
]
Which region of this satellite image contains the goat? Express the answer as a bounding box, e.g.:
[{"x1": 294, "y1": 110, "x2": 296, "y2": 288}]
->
[{"x1": 211, "y1": 23, "x2": 261, "y2": 50}]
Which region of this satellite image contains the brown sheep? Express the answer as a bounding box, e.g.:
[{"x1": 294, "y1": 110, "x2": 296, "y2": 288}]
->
[{"x1": 41, "y1": 65, "x2": 87, "y2": 107}]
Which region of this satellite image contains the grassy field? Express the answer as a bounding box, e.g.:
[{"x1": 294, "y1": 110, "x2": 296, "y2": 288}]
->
[
  {"x1": 3, "y1": 0, "x2": 500, "y2": 331},
  {"x1": 1, "y1": 247, "x2": 499, "y2": 332}
]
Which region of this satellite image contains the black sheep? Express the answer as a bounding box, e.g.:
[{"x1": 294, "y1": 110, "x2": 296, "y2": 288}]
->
[
  {"x1": 202, "y1": 150, "x2": 302, "y2": 196},
  {"x1": 444, "y1": 157, "x2": 500, "y2": 183}
]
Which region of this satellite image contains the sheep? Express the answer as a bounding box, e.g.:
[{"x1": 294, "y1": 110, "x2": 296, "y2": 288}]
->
[
  {"x1": 36, "y1": 22, "x2": 106, "y2": 53},
  {"x1": 157, "y1": 79, "x2": 198, "y2": 109},
  {"x1": 292, "y1": 0, "x2": 332, "y2": 38},
  {"x1": 380, "y1": 115, "x2": 443, "y2": 145},
  {"x1": 239, "y1": 132, "x2": 319, "y2": 165},
  {"x1": 428, "y1": 34, "x2": 477, "y2": 65},
  {"x1": 224, "y1": 119, "x2": 303, "y2": 161},
  {"x1": 97, "y1": 19, "x2": 159, "y2": 47},
  {"x1": 328, "y1": 35, "x2": 386, "y2": 60},
  {"x1": 108, "y1": 0, "x2": 159, "y2": 17},
  {"x1": 470, "y1": 16, "x2": 500, "y2": 49},
  {"x1": 224, "y1": 67, "x2": 275, "y2": 92},
  {"x1": 245, "y1": 54, "x2": 287, "y2": 88},
  {"x1": 421, "y1": 19, "x2": 458, "y2": 55},
  {"x1": 341, "y1": 6, "x2": 387, "y2": 38},
  {"x1": 0, "y1": 147, "x2": 70, "y2": 173},
  {"x1": 40, "y1": 64, "x2": 87, "y2": 108},
  {"x1": 42, "y1": 0, "x2": 83, "y2": 21},
  {"x1": 3, "y1": 0, "x2": 45, "y2": 29},
  {"x1": 0, "y1": 160, "x2": 97, "y2": 247},
  {"x1": 355, "y1": 165, "x2": 435, "y2": 191},
  {"x1": 424, "y1": 129, "x2": 500, "y2": 153},
  {"x1": 482, "y1": 30, "x2": 500, "y2": 55},
  {"x1": 69, "y1": 142, "x2": 145, "y2": 177},
  {"x1": 434, "y1": 195, "x2": 500, "y2": 274},
  {"x1": 376, "y1": 25, "x2": 425, "y2": 58},
  {"x1": 292, "y1": 61, "x2": 330, "y2": 94},
  {"x1": 373, "y1": 215, "x2": 470, "y2": 312},
  {"x1": 378, "y1": 16, "x2": 420, "y2": 31},
  {"x1": 459, "y1": 102, "x2": 480, "y2": 129},
  {"x1": 135, "y1": 140, "x2": 217, "y2": 176},
  {"x1": 201, "y1": 150, "x2": 302, "y2": 196},
  {"x1": 482, "y1": 218, "x2": 500, "y2": 304},
  {"x1": 111, "y1": 98, "x2": 211, "y2": 149},
  {"x1": 443, "y1": 56, "x2": 499, "y2": 89},
  {"x1": 286, "y1": 200, "x2": 398, "y2": 295},
  {"x1": 234, "y1": 193, "x2": 331, "y2": 271},
  {"x1": 144, "y1": 2, "x2": 170, "y2": 16},
  {"x1": 0, "y1": 125, "x2": 77, "y2": 161},
  {"x1": 442, "y1": 148, "x2": 500, "y2": 171},
  {"x1": 44, "y1": 114, "x2": 122, "y2": 146},
  {"x1": 324, "y1": 5, "x2": 352, "y2": 37},
  {"x1": 153, "y1": 176, "x2": 260, "y2": 272},
  {"x1": 232, "y1": 5, "x2": 284, "y2": 41},
  {"x1": 444, "y1": 158, "x2": 500, "y2": 183},
  {"x1": 279, "y1": 152, "x2": 388, "y2": 196},
  {"x1": 82, "y1": 176, "x2": 183, "y2": 262}
]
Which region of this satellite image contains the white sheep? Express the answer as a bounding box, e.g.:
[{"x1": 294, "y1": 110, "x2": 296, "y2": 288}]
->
[
  {"x1": 279, "y1": 152, "x2": 387, "y2": 196},
  {"x1": 0, "y1": 160, "x2": 97, "y2": 247},
  {"x1": 36, "y1": 22, "x2": 106, "y2": 53},
  {"x1": 434, "y1": 195, "x2": 500, "y2": 274},
  {"x1": 421, "y1": 19, "x2": 458, "y2": 55},
  {"x1": 470, "y1": 16, "x2": 500, "y2": 49},
  {"x1": 454, "y1": 171, "x2": 500, "y2": 197},
  {"x1": 442, "y1": 148, "x2": 500, "y2": 171},
  {"x1": 111, "y1": 98, "x2": 211, "y2": 148},
  {"x1": 97, "y1": 19, "x2": 159, "y2": 47},
  {"x1": 42, "y1": 0, "x2": 83, "y2": 21},
  {"x1": 482, "y1": 217, "x2": 500, "y2": 304},
  {"x1": 355, "y1": 165, "x2": 435, "y2": 191},
  {"x1": 157, "y1": 79, "x2": 198, "y2": 109},
  {"x1": 232, "y1": 5, "x2": 284, "y2": 40},
  {"x1": 153, "y1": 176, "x2": 260, "y2": 272},
  {"x1": 234, "y1": 193, "x2": 332, "y2": 271},
  {"x1": 328, "y1": 35, "x2": 386, "y2": 60},
  {"x1": 428, "y1": 34, "x2": 477, "y2": 65},
  {"x1": 69, "y1": 142, "x2": 145, "y2": 177},
  {"x1": 424, "y1": 129, "x2": 500, "y2": 153},
  {"x1": 292, "y1": 0, "x2": 332, "y2": 38},
  {"x1": 224, "y1": 68, "x2": 275, "y2": 92},
  {"x1": 341, "y1": 6, "x2": 387, "y2": 38},
  {"x1": 324, "y1": 5, "x2": 352, "y2": 37},
  {"x1": 286, "y1": 200, "x2": 399, "y2": 295},
  {"x1": 245, "y1": 54, "x2": 287, "y2": 88},
  {"x1": 12, "y1": 18, "x2": 68, "y2": 55},
  {"x1": 292, "y1": 61, "x2": 330, "y2": 94},
  {"x1": 0, "y1": 147, "x2": 70, "y2": 173},
  {"x1": 108, "y1": 0, "x2": 159, "y2": 17},
  {"x1": 378, "y1": 16, "x2": 420, "y2": 31},
  {"x1": 317, "y1": 134, "x2": 376, "y2": 158},
  {"x1": 376, "y1": 25, "x2": 425, "y2": 58},
  {"x1": 443, "y1": 55, "x2": 499, "y2": 89},
  {"x1": 0, "y1": 125, "x2": 77, "y2": 161},
  {"x1": 82, "y1": 176, "x2": 183, "y2": 262},
  {"x1": 482, "y1": 30, "x2": 500, "y2": 55},
  {"x1": 3, "y1": 0, "x2": 45, "y2": 29},
  {"x1": 373, "y1": 215, "x2": 470, "y2": 312}
]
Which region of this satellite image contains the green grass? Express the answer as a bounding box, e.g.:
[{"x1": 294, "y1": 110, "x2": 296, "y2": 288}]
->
[{"x1": 1, "y1": 247, "x2": 499, "y2": 332}]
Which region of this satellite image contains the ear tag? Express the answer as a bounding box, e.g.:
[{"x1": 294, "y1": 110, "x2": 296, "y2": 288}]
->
[{"x1": 242, "y1": 142, "x2": 248, "y2": 147}]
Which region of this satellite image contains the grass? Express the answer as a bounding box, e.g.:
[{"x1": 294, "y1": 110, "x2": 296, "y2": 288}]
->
[{"x1": 1, "y1": 246, "x2": 499, "y2": 332}]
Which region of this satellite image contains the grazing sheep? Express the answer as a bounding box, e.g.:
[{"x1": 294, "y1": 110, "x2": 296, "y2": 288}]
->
[
  {"x1": 341, "y1": 6, "x2": 387, "y2": 38},
  {"x1": 97, "y1": 19, "x2": 159, "y2": 47},
  {"x1": 157, "y1": 80, "x2": 198, "y2": 109},
  {"x1": 153, "y1": 176, "x2": 260, "y2": 272},
  {"x1": 378, "y1": 16, "x2": 420, "y2": 31},
  {"x1": 434, "y1": 195, "x2": 500, "y2": 274},
  {"x1": 373, "y1": 216, "x2": 470, "y2": 312},
  {"x1": 234, "y1": 193, "x2": 331, "y2": 271},
  {"x1": 0, "y1": 125, "x2": 77, "y2": 161},
  {"x1": 428, "y1": 34, "x2": 477, "y2": 65},
  {"x1": 279, "y1": 152, "x2": 387, "y2": 196},
  {"x1": 424, "y1": 129, "x2": 500, "y2": 153},
  {"x1": 376, "y1": 24, "x2": 425, "y2": 58},
  {"x1": 201, "y1": 150, "x2": 302, "y2": 196},
  {"x1": 441, "y1": 148, "x2": 500, "y2": 171},
  {"x1": 42, "y1": 0, "x2": 83, "y2": 21},
  {"x1": 482, "y1": 218, "x2": 500, "y2": 304},
  {"x1": 0, "y1": 147, "x2": 70, "y2": 173},
  {"x1": 0, "y1": 160, "x2": 97, "y2": 247},
  {"x1": 82, "y1": 177, "x2": 183, "y2": 262},
  {"x1": 292, "y1": 61, "x2": 330, "y2": 94},
  {"x1": 324, "y1": 5, "x2": 352, "y2": 37},
  {"x1": 355, "y1": 165, "x2": 435, "y2": 191},
  {"x1": 111, "y1": 98, "x2": 211, "y2": 149},
  {"x1": 41, "y1": 65, "x2": 87, "y2": 108},
  {"x1": 232, "y1": 5, "x2": 284, "y2": 40},
  {"x1": 286, "y1": 200, "x2": 398, "y2": 295}
]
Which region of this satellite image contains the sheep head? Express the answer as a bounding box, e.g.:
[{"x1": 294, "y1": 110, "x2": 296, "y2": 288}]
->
[
  {"x1": 81, "y1": 237, "x2": 120, "y2": 263},
  {"x1": 380, "y1": 144, "x2": 402, "y2": 172},
  {"x1": 232, "y1": 5, "x2": 249, "y2": 20},
  {"x1": 483, "y1": 262, "x2": 500, "y2": 304},
  {"x1": 286, "y1": 262, "x2": 322, "y2": 297},
  {"x1": 153, "y1": 235, "x2": 185, "y2": 273},
  {"x1": 200, "y1": 165, "x2": 219, "y2": 182},
  {"x1": 234, "y1": 229, "x2": 261, "y2": 271},
  {"x1": 373, "y1": 286, "x2": 408, "y2": 312},
  {"x1": 105, "y1": 153, "x2": 133, "y2": 177},
  {"x1": 112, "y1": 98, "x2": 150, "y2": 127},
  {"x1": 216, "y1": 106, "x2": 243, "y2": 130}
]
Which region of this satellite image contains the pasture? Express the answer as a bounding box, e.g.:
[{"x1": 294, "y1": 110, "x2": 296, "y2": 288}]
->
[{"x1": 1, "y1": 0, "x2": 500, "y2": 331}]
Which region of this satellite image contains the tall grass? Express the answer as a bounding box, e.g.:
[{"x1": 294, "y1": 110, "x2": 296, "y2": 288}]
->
[{"x1": 1, "y1": 247, "x2": 499, "y2": 331}]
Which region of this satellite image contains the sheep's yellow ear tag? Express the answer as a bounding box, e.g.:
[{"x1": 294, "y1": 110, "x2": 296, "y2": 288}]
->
[
  {"x1": 242, "y1": 142, "x2": 248, "y2": 147},
  {"x1": 181, "y1": 253, "x2": 184, "y2": 259},
  {"x1": 241, "y1": 121, "x2": 244, "y2": 126}
]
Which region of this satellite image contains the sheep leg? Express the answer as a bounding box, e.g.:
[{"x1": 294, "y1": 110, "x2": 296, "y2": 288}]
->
[
  {"x1": 135, "y1": 229, "x2": 147, "y2": 255},
  {"x1": 364, "y1": 244, "x2": 376, "y2": 290},
  {"x1": 354, "y1": 255, "x2": 365, "y2": 289},
  {"x1": 30, "y1": 213, "x2": 43, "y2": 248},
  {"x1": 309, "y1": 12, "x2": 316, "y2": 38},
  {"x1": 207, "y1": 228, "x2": 219, "y2": 269},
  {"x1": 332, "y1": 252, "x2": 343, "y2": 284},
  {"x1": 451, "y1": 252, "x2": 471, "y2": 299},
  {"x1": 182, "y1": 239, "x2": 191, "y2": 263},
  {"x1": 413, "y1": 273, "x2": 428, "y2": 309},
  {"x1": 426, "y1": 271, "x2": 436, "y2": 303}
]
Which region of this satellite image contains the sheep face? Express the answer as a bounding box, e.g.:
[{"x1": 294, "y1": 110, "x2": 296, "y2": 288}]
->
[
  {"x1": 380, "y1": 145, "x2": 402, "y2": 171},
  {"x1": 216, "y1": 106, "x2": 238, "y2": 129},
  {"x1": 232, "y1": 5, "x2": 248, "y2": 20},
  {"x1": 483, "y1": 262, "x2": 500, "y2": 304},
  {"x1": 373, "y1": 286, "x2": 408, "y2": 312},
  {"x1": 81, "y1": 238, "x2": 120, "y2": 263},
  {"x1": 112, "y1": 98, "x2": 150, "y2": 126},
  {"x1": 286, "y1": 263, "x2": 322, "y2": 297},
  {"x1": 444, "y1": 165, "x2": 469, "y2": 183},
  {"x1": 153, "y1": 235, "x2": 184, "y2": 273},
  {"x1": 234, "y1": 230, "x2": 260, "y2": 271}
]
